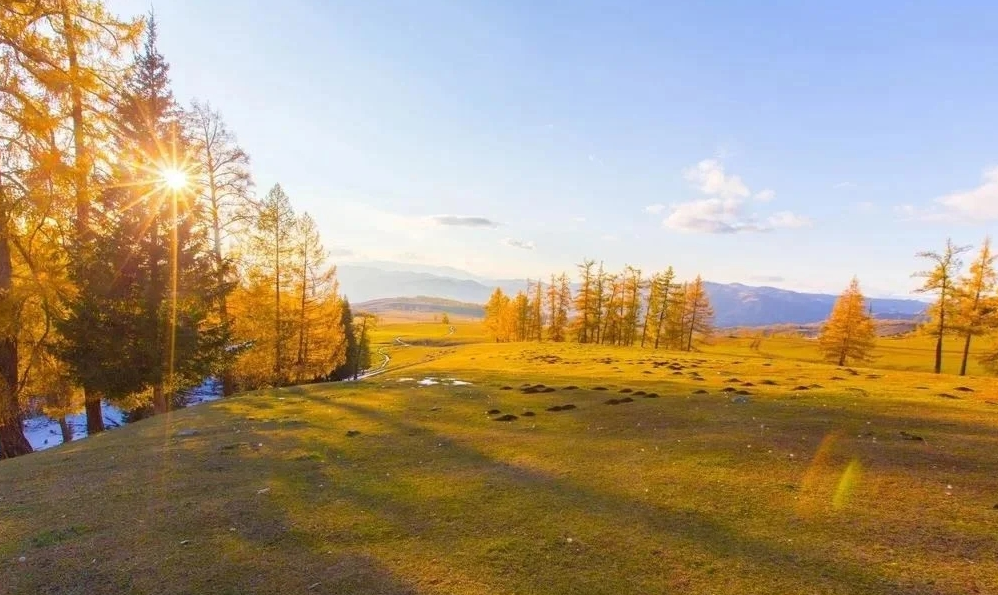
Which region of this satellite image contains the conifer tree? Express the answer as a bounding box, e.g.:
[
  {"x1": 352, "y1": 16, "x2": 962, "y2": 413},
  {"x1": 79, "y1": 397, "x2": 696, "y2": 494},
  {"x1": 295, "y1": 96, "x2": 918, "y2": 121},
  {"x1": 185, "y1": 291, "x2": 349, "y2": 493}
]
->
[
  {"x1": 574, "y1": 259, "x2": 595, "y2": 342},
  {"x1": 914, "y1": 239, "x2": 970, "y2": 374},
  {"x1": 622, "y1": 266, "x2": 643, "y2": 346},
  {"x1": 186, "y1": 101, "x2": 253, "y2": 394},
  {"x1": 955, "y1": 238, "x2": 996, "y2": 376},
  {"x1": 330, "y1": 298, "x2": 358, "y2": 381},
  {"x1": 683, "y1": 276, "x2": 714, "y2": 351},
  {"x1": 484, "y1": 288, "x2": 511, "y2": 342},
  {"x1": 59, "y1": 23, "x2": 230, "y2": 414},
  {"x1": 513, "y1": 291, "x2": 530, "y2": 341},
  {"x1": 652, "y1": 267, "x2": 677, "y2": 349},
  {"x1": 591, "y1": 262, "x2": 607, "y2": 344},
  {"x1": 818, "y1": 277, "x2": 877, "y2": 366},
  {"x1": 251, "y1": 184, "x2": 296, "y2": 383},
  {"x1": 528, "y1": 279, "x2": 543, "y2": 341}
]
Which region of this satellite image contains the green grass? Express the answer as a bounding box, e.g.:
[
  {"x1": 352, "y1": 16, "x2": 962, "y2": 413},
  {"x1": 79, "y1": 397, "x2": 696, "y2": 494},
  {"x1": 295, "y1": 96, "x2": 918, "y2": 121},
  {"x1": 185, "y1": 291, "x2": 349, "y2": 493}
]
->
[
  {"x1": 705, "y1": 332, "x2": 994, "y2": 376},
  {"x1": 2, "y1": 325, "x2": 998, "y2": 594}
]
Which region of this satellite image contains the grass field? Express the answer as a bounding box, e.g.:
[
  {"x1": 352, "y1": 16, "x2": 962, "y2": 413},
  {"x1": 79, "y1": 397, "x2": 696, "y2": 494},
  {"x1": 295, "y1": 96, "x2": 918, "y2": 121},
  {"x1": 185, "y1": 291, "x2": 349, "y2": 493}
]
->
[
  {"x1": 2, "y1": 323, "x2": 997, "y2": 594},
  {"x1": 706, "y1": 333, "x2": 995, "y2": 377}
]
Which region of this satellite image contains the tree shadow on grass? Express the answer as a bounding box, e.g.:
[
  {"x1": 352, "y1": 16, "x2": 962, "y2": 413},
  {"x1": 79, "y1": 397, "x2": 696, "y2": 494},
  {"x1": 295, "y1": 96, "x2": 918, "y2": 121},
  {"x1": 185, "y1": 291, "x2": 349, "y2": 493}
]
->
[{"x1": 230, "y1": 395, "x2": 980, "y2": 595}]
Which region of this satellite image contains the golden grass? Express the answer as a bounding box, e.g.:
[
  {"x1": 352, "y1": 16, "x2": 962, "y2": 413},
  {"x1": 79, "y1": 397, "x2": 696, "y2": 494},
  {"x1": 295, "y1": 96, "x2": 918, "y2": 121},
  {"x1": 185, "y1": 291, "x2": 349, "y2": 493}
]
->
[{"x1": 2, "y1": 323, "x2": 997, "y2": 594}]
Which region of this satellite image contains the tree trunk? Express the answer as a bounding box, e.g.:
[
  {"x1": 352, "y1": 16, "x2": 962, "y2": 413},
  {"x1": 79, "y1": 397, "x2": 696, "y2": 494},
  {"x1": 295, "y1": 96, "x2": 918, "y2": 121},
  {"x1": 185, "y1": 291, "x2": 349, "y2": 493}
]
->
[
  {"x1": 152, "y1": 383, "x2": 167, "y2": 414},
  {"x1": 274, "y1": 221, "x2": 282, "y2": 383},
  {"x1": 84, "y1": 390, "x2": 104, "y2": 434},
  {"x1": 208, "y1": 165, "x2": 235, "y2": 396},
  {"x1": 62, "y1": 7, "x2": 103, "y2": 433},
  {"x1": 296, "y1": 260, "x2": 307, "y2": 378},
  {"x1": 0, "y1": 222, "x2": 31, "y2": 458},
  {"x1": 959, "y1": 333, "x2": 972, "y2": 376},
  {"x1": 59, "y1": 416, "x2": 73, "y2": 443}
]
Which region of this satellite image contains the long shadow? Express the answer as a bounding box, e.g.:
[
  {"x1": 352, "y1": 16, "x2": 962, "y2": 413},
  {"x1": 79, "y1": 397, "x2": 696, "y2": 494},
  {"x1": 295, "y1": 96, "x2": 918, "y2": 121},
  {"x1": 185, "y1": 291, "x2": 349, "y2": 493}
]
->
[{"x1": 243, "y1": 394, "x2": 980, "y2": 595}]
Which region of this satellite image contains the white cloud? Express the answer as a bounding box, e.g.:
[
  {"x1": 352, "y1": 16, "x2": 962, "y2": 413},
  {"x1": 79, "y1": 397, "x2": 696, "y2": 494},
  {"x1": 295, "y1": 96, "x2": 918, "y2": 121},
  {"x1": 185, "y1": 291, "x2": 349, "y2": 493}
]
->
[
  {"x1": 683, "y1": 159, "x2": 750, "y2": 200},
  {"x1": 571, "y1": 215, "x2": 586, "y2": 223},
  {"x1": 501, "y1": 238, "x2": 535, "y2": 250},
  {"x1": 661, "y1": 158, "x2": 808, "y2": 234},
  {"x1": 600, "y1": 234, "x2": 618, "y2": 242},
  {"x1": 644, "y1": 204, "x2": 666, "y2": 214},
  {"x1": 767, "y1": 211, "x2": 811, "y2": 229},
  {"x1": 753, "y1": 188, "x2": 776, "y2": 202},
  {"x1": 935, "y1": 167, "x2": 998, "y2": 220},
  {"x1": 833, "y1": 181, "x2": 856, "y2": 189},
  {"x1": 664, "y1": 198, "x2": 759, "y2": 234},
  {"x1": 430, "y1": 215, "x2": 500, "y2": 228}
]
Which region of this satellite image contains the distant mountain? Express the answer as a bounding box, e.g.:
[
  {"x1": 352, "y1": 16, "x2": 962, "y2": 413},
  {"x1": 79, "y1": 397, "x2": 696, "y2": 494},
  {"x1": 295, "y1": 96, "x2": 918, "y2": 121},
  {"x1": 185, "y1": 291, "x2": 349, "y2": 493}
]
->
[
  {"x1": 335, "y1": 264, "x2": 927, "y2": 328},
  {"x1": 703, "y1": 282, "x2": 925, "y2": 327},
  {"x1": 356, "y1": 296, "x2": 485, "y2": 319},
  {"x1": 336, "y1": 265, "x2": 525, "y2": 304}
]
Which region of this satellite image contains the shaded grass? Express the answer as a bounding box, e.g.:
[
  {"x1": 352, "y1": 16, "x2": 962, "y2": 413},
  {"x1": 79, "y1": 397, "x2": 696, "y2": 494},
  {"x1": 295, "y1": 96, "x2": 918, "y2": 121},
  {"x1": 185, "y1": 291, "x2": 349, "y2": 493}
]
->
[{"x1": 2, "y1": 334, "x2": 998, "y2": 594}]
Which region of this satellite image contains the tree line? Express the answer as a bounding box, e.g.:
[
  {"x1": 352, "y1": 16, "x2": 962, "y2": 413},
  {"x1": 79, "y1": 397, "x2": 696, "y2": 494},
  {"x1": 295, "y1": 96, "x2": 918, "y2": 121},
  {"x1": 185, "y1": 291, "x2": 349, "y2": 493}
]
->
[
  {"x1": 484, "y1": 261, "x2": 715, "y2": 350},
  {"x1": 0, "y1": 4, "x2": 369, "y2": 458}
]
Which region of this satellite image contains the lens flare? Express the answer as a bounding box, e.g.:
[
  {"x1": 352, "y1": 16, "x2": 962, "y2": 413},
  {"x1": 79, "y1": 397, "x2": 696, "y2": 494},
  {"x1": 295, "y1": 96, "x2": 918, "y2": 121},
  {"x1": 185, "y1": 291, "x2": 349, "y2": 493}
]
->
[
  {"x1": 160, "y1": 168, "x2": 188, "y2": 190},
  {"x1": 832, "y1": 460, "x2": 862, "y2": 510}
]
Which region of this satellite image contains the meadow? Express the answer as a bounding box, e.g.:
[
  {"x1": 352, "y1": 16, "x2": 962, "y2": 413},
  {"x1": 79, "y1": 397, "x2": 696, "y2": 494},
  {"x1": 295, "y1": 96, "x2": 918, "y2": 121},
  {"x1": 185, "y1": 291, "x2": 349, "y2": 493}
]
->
[{"x1": 2, "y1": 322, "x2": 997, "y2": 594}]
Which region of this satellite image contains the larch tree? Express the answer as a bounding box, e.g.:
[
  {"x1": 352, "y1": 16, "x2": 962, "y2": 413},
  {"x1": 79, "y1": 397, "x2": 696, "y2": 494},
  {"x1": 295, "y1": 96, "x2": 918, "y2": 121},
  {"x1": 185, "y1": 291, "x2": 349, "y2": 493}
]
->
[
  {"x1": 574, "y1": 259, "x2": 595, "y2": 342},
  {"x1": 251, "y1": 184, "x2": 296, "y2": 383},
  {"x1": 484, "y1": 288, "x2": 512, "y2": 342},
  {"x1": 651, "y1": 267, "x2": 677, "y2": 349},
  {"x1": 0, "y1": 0, "x2": 137, "y2": 452},
  {"x1": 954, "y1": 238, "x2": 996, "y2": 376},
  {"x1": 289, "y1": 212, "x2": 343, "y2": 383},
  {"x1": 622, "y1": 266, "x2": 643, "y2": 346},
  {"x1": 186, "y1": 101, "x2": 253, "y2": 394},
  {"x1": 590, "y1": 262, "x2": 606, "y2": 344},
  {"x1": 513, "y1": 291, "x2": 530, "y2": 341},
  {"x1": 914, "y1": 238, "x2": 970, "y2": 374},
  {"x1": 682, "y1": 279, "x2": 716, "y2": 351},
  {"x1": 818, "y1": 277, "x2": 877, "y2": 366},
  {"x1": 527, "y1": 279, "x2": 543, "y2": 341}
]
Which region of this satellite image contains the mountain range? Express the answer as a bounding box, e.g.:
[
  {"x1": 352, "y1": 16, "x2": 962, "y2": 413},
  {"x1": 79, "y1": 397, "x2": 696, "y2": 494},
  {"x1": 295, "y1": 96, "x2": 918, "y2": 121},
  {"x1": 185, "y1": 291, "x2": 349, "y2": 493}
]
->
[{"x1": 338, "y1": 263, "x2": 927, "y2": 328}]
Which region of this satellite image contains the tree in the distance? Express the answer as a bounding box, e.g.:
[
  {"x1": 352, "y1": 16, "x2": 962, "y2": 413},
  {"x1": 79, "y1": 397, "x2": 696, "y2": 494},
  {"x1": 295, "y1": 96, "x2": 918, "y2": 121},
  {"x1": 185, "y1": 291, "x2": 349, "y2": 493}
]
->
[
  {"x1": 955, "y1": 237, "x2": 996, "y2": 376},
  {"x1": 683, "y1": 276, "x2": 714, "y2": 351},
  {"x1": 818, "y1": 277, "x2": 877, "y2": 366},
  {"x1": 914, "y1": 238, "x2": 970, "y2": 374}
]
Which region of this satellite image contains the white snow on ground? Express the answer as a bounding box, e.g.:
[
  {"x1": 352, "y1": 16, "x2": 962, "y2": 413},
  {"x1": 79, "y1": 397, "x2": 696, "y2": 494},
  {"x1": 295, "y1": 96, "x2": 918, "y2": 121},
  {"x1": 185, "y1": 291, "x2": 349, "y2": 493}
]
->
[
  {"x1": 23, "y1": 377, "x2": 223, "y2": 452},
  {"x1": 416, "y1": 377, "x2": 471, "y2": 387},
  {"x1": 397, "y1": 378, "x2": 415, "y2": 382}
]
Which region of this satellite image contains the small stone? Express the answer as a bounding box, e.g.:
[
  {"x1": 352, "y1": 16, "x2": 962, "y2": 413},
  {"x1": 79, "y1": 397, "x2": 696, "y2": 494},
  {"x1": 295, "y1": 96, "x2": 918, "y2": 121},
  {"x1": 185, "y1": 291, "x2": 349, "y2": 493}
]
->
[{"x1": 18, "y1": 556, "x2": 26, "y2": 564}]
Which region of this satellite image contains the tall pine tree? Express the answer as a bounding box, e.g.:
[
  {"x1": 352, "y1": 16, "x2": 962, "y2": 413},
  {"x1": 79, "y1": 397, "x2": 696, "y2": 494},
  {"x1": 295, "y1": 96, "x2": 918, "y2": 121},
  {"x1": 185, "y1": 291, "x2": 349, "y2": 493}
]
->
[{"x1": 58, "y1": 20, "x2": 230, "y2": 415}]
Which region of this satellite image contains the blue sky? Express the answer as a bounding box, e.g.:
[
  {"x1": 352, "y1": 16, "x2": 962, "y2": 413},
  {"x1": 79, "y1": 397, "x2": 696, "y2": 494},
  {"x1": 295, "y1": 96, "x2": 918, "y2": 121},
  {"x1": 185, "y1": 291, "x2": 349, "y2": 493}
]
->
[{"x1": 108, "y1": 0, "x2": 997, "y2": 296}]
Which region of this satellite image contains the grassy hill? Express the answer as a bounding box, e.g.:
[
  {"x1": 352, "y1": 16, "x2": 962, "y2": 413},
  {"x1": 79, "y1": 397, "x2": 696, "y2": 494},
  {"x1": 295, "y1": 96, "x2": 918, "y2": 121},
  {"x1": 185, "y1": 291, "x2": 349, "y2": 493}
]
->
[
  {"x1": 357, "y1": 296, "x2": 484, "y2": 322},
  {"x1": 2, "y1": 324, "x2": 997, "y2": 594}
]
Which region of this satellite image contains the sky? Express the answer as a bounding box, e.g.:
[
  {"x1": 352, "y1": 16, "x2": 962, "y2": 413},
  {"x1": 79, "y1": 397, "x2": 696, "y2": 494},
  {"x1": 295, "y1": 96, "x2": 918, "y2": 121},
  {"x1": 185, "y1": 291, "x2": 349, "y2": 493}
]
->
[{"x1": 107, "y1": 0, "x2": 998, "y2": 296}]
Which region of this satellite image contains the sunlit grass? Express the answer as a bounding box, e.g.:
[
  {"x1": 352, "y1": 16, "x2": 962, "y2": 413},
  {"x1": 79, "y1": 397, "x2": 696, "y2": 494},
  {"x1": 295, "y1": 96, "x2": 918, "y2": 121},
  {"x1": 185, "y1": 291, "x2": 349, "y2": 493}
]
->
[{"x1": 2, "y1": 323, "x2": 997, "y2": 594}]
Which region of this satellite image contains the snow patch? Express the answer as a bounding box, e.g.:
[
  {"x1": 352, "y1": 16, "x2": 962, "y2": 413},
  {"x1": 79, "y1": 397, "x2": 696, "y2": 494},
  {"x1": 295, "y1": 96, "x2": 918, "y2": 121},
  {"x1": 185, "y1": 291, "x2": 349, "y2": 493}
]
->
[{"x1": 23, "y1": 377, "x2": 222, "y2": 452}]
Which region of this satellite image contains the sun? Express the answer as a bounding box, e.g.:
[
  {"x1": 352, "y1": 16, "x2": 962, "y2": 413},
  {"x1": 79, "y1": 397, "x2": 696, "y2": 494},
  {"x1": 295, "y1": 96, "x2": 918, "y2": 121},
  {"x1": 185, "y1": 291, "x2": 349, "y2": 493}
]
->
[{"x1": 160, "y1": 168, "x2": 188, "y2": 190}]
